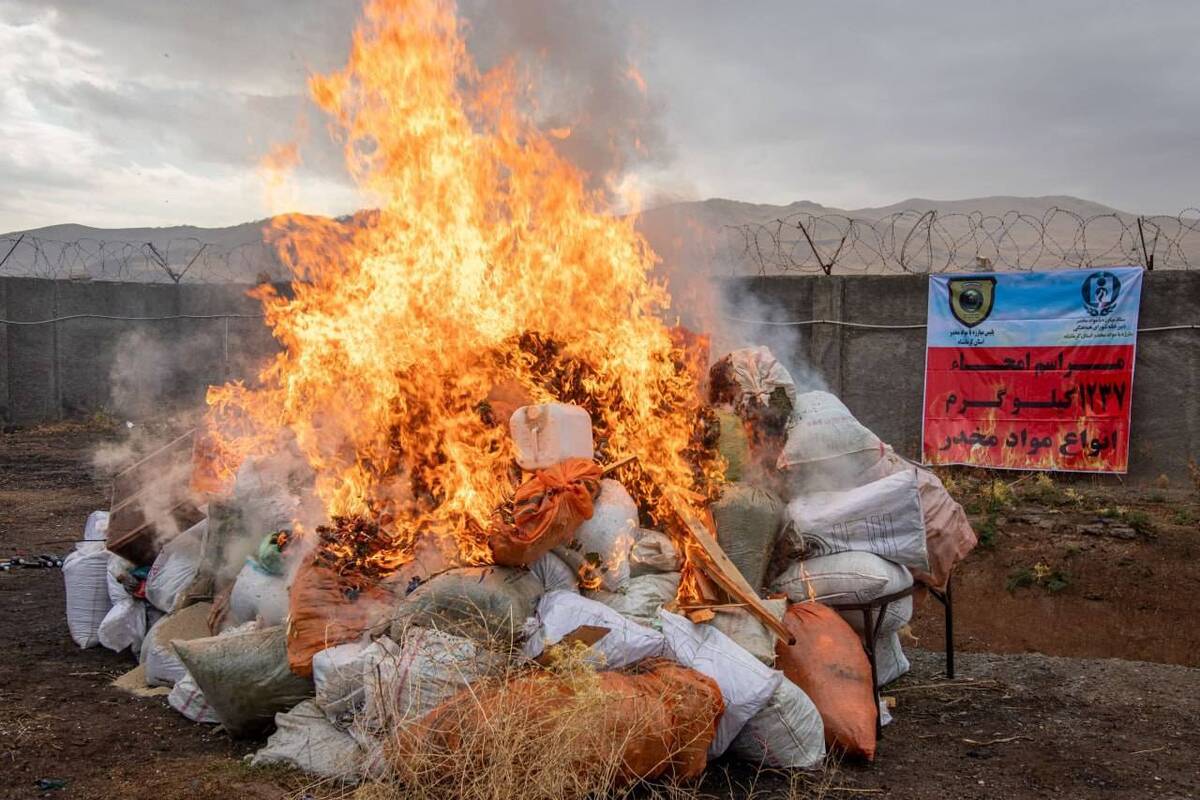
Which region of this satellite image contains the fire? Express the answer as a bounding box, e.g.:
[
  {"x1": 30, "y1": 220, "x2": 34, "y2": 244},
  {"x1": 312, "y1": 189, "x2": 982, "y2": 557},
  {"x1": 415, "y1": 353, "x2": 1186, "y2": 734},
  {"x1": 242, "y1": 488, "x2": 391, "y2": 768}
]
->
[{"x1": 205, "y1": 0, "x2": 716, "y2": 569}]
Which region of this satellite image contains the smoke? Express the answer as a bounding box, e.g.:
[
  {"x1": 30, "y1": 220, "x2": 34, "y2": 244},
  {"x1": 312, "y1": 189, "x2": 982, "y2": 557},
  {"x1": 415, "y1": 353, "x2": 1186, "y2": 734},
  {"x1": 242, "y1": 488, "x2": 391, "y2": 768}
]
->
[
  {"x1": 461, "y1": 0, "x2": 670, "y2": 189},
  {"x1": 713, "y1": 283, "x2": 829, "y2": 395}
]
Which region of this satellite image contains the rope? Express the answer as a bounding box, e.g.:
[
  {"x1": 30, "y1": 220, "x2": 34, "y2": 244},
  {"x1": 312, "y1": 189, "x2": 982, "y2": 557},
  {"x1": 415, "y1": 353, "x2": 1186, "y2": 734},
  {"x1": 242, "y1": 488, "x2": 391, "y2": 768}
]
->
[{"x1": 720, "y1": 315, "x2": 1200, "y2": 333}]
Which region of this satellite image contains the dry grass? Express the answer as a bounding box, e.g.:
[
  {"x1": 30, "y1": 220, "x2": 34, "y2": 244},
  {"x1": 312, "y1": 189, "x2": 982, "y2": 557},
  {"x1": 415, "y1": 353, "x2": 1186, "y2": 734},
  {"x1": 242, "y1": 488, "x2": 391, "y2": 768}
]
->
[{"x1": 345, "y1": 637, "x2": 725, "y2": 800}]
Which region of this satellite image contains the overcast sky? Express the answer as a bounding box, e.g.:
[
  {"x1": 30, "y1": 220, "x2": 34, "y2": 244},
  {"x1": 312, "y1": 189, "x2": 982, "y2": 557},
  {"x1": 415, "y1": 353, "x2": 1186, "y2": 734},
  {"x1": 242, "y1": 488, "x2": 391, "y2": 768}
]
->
[{"x1": 2, "y1": 0, "x2": 1197, "y2": 232}]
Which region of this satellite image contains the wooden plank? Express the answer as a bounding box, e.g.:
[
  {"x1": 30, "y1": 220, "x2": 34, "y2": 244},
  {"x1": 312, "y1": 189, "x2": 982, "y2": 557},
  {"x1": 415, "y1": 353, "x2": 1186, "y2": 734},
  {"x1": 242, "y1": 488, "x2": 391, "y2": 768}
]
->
[{"x1": 666, "y1": 489, "x2": 795, "y2": 645}]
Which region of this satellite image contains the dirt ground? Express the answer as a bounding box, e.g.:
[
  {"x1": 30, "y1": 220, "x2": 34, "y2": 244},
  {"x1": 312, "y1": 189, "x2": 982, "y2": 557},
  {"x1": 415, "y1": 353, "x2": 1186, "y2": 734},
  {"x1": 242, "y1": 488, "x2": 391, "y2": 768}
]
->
[{"x1": 1, "y1": 423, "x2": 1198, "y2": 800}]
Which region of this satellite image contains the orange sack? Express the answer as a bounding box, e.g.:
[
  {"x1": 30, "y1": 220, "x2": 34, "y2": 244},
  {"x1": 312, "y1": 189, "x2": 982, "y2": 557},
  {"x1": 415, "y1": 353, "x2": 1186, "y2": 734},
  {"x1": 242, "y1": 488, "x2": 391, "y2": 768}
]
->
[
  {"x1": 775, "y1": 602, "x2": 877, "y2": 760},
  {"x1": 286, "y1": 561, "x2": 394, "y2": 678},
  {"x1": 398, "y1": 659, "x2": 724, "y2": 786},
  {"x1": 489, "y1": 457, "x2": 602, "y2": 567}
]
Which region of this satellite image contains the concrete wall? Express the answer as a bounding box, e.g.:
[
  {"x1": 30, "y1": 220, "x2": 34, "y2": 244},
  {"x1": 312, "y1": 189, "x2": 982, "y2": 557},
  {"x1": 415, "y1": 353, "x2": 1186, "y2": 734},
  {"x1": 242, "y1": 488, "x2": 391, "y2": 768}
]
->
[
  {"x1": 4, "y1": 274, "x2": 1197, "y2": 482},
  {"x1": 730, "y1": 271, "x2": 1200, "y2": 483},
  {"x1": 0, "y1": 278, "x2": 281, "y2": 425}
]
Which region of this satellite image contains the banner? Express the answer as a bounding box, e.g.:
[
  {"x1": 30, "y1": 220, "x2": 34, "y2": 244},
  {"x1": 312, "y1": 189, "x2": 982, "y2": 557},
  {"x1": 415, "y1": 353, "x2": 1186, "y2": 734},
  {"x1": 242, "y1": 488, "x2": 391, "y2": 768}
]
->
[{"x1": 922, "y1": 267, "x2": 1143, "y2": 473}]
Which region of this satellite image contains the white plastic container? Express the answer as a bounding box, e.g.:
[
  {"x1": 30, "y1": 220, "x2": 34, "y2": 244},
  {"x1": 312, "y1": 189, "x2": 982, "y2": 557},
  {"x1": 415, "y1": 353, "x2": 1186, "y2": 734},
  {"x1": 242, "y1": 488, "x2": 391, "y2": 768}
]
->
[{"x1": 509, "y1": 403, "x2": 593, "y2": 470}]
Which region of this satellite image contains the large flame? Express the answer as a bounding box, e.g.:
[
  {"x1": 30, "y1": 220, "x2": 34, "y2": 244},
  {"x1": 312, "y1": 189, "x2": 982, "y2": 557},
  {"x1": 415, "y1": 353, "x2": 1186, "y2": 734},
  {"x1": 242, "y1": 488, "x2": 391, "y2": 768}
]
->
[{"x1": 205, "y1": 0, "x2": 714, "y2": 568}]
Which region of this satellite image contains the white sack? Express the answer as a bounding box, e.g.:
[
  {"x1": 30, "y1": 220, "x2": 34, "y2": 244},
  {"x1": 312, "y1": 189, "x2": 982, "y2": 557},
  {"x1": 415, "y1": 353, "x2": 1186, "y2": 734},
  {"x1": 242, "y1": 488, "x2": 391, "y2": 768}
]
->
[
  {"x1": 524, "y1": 591, "x2": 666, "y2": 669},
  {"x1": 730, "y1": 679, "x2": 825, "y2": 769},
  {"x1": 63, "y1": 541, "x2": 111, "y2": 649},
  {"x1": 83, "y1": 510, "x2": 110, "y2": 541},
  {"x1": 98, "y1": 598, "x2": 147, "y2": 653},
  {"x1": 872, "y1": 631, "x2": 911, "y2": 687},
  {"x1": 313, "y1": 639, "x2": 371, "y2": 724},
  {"x1": 251, "y1": 699, "x2": 362, "y2": 780},
  {"x1": 530, "y1": 551, "x2": 578, "y2": 593},
  {"x1": 228, "y1": 559, "x2": 290, "y2": 626},
  {"x1": 586, "y1": 572, "x2": 679, "y2": 625},
  {"x1": 509, "y1": 403, "x2": 593, "y2": 471},
  {"x1": 362, "y1": 628, "x2": 503, "y2": 730},
  {"x1": 785, "y1": 470, "x2": 929, "y2": 571},
  {"x1": 771, "y1": 551, "x2": 912, "y2": 605},
  {"x1": 168, "y1": 670, "x2": 220, "y2": 724},
  {"x1": 145, "y1": 520, "x2": 206, "y2": 613},
  {"x1": 629, "y1": 530, "x2": 681, "y2": 576},
  {"x1": 98, "y1": 554, "x2": 147, "y2": 653},
  {"x1": 777, "y1": 391, "x2": 884, "y2": 492},
  {"x1": 659, "y1": 610, "x2": 783, "y2": 758},
  {"x1": 568, "y1": 478, "x2": 636, "y2": 591}
]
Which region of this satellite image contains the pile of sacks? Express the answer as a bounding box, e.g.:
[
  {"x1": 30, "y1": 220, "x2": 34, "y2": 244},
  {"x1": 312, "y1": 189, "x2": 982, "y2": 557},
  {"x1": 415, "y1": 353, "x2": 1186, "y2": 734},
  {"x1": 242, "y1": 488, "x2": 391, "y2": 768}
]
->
[{"x1": 61, "y1": 351, "x2": 975, "y2": 787}]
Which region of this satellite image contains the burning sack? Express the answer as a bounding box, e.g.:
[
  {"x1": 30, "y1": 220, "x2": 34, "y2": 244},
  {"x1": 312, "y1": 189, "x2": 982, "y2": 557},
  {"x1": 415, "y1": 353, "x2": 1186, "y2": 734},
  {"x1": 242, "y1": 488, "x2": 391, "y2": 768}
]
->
[
  {"x1": 629, "y1": 530, "x2": 681, "y2": 576},
  {"x1": 776, "y1": 391, "x2": 884, "y2": 493},
  {"x1": 565, "y1": 479, "x2": 638, "y2": 591},
  {"x1": 586, "y1": 572, "x2": 680, "y2": 626},
  {"x1": 489, "y1": 458, "x2": 602, "y2": 568},
  {"x1": 288, "y1": 561, "x2": 395, "y2": 678},
  {"x1": 391, "y1": 566, "x2": 542, "y2": 648},
  {"x1": 775, "y1": 602, "x2": 877, "y2": 761},
  {"x1": 175, "y1": 624, "x2": 314, "y2": 738},
  {"x1": 392, "y1": 659, "x2": 724, "y2": 790}
]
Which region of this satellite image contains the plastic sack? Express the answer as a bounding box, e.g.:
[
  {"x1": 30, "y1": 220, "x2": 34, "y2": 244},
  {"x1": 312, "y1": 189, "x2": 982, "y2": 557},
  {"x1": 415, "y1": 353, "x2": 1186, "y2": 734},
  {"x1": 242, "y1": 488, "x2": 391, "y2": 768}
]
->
[
  {"x1": 776, "y1": 391, "x2": 884, "y2": 489},
  {"x1": 730, "y1": 679, "x2": 825, "y2": 769},
  {"x1": 98, "y1": 554, "x2": 146, "y2": 653},
  {"x1": 707, "y1": 600, "x2": 787, "y2": 667},
  {"x1": 771, "y1": 550, "x2": 912, "y2": 605},
  {"x1": 63, "y1": 541, "x2": 112, "y2": 649},
  {"x1": 145, "y1": 520, "x2": 205, "y2": 613},
  {"x1": 392, "y1": 566, "x2": 542, "y2": 648},
  {"x1": 288, "y1": 561, "x2": 395, "y2": 678},
  {"x1": 629, "y1": 530, "x2": 681, "y2": 576},
  {"x1": 489, "y1": 458, "x2": 602, "y2": 567},
  {"x1": 509, "y1": 403, "x2": 594, "y2": 471},
  {"x1": 711, "y1": 484, "x2": 785, "y2": 591},
  {"x1": 168, "y1": 670, "x2": 220, "y2": 724},
  {"x1": 775, "y1": 603, "x2": 876, "y2": 760},
  {"x1": 659, "y1": 610, "x2": 783, "y2": 758},
  {"x1": 312, "y1": 639, "x2": 371, "y2": 723},
  {"x1": 83, "y1": 510, "x2": 110, "y2": 541},
  {"x1": 716, "y1": 410, "x2": 750, "y2": 483},
  {"x1": 251, "y1": 700, "x2": 362, "y2": 779},
  {"x1": 175, "y1": 624, "x2": 314, "y2": 737},
  {"x1": 140, "y1": 602, "x2": 212, "y2": 687},
  {"x1": 362, "y1": 627, "x2": 505, "y2": 729},
  {"x1": 785, "y1": 469, "x2": 929, "y2": 572},
  {"x1": 524, "y1": 591, "x2": 666, "y2": 669},
  {"x1": 98, "y1": 598, "x2": 147, "y2": 654},
  {"x1": 565, "y1": 479, "x2": 637, "y2": 591},
  {"x1": 401, "y1": 659, "x2": 723, "y2": 787},
  {"x1": 530, "y1": 551, "x2": 578, "y2": 593},
  {"x1": 587, "y1": 572, "x2": 680, "y2": 625},
  {"x1": 721, "y1": 346, "x2": 797, "y2": 411},
  {"x1": 857, "y1": 449, "x2": 977, "y2": 589},
  {"x1": 229, "y1": 558, "x2": 290, "y2": 626}
]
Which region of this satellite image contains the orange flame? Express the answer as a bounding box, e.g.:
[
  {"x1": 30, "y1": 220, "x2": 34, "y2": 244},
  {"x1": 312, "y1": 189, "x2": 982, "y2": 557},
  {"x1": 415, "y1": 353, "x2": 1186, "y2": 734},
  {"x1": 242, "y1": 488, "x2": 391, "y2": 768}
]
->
[{"x1": 204, "y1": 0, "x2": 714, "y2": 568}]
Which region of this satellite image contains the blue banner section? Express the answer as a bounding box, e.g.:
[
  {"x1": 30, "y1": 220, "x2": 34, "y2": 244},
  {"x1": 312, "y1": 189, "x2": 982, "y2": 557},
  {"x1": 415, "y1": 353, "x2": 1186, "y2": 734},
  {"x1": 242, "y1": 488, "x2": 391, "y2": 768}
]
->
[{"x1": 927, "y1": 267, "x2": 1143, "y2": 349}]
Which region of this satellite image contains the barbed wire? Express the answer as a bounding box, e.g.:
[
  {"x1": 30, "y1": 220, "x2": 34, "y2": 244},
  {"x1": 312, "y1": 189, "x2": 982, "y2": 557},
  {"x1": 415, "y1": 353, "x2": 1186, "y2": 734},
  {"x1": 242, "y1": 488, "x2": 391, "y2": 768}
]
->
[
  {"x1": 722, "y1": 207, "x2": 1200, "y2": 275},
  {"x1": 0, "y1": 235, "x2": 284, "y2": 283}
]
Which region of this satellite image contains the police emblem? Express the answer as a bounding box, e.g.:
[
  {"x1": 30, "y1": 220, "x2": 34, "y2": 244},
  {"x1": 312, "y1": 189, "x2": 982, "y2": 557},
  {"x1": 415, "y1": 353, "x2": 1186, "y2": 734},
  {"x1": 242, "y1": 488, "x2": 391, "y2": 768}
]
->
[
  {"x1": 947, "y1": 277, "x2": 996, "y2": 328},
  {"x1": 1081, "y1": 271, "x2": 1121, "y2": 317}
]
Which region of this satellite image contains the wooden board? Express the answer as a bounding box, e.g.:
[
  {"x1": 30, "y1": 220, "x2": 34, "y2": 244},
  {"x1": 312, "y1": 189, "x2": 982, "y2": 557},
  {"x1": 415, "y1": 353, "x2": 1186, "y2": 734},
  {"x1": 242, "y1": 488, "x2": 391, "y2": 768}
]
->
[{"x1": 666, "y1": 489, "x2": 795, "y2": 644}]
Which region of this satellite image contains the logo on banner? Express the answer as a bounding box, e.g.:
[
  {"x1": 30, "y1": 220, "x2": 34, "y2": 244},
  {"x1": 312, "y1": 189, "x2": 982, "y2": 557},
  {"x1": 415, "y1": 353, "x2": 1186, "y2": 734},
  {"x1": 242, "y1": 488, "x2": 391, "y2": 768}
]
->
[
  {"x1": 947, "y1": 277, "x2": 996, "y2": 328},
  {"x1": 1081, "y1": 271, "x2": 1121, "y2": 316}
]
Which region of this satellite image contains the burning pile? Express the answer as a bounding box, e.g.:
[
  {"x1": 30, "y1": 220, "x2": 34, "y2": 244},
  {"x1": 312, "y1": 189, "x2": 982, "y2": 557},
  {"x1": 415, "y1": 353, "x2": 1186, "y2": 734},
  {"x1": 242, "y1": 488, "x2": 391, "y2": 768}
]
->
[{"x1": 61, "y1": 1, "x2": 981, "y2": 795}]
